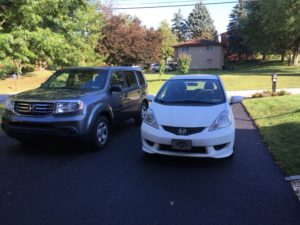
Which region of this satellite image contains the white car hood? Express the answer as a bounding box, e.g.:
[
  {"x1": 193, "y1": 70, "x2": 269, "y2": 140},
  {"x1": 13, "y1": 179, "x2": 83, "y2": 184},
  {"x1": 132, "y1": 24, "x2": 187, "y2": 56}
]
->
[{"x1": 151, "y1": 102, "x2": 226, "y2": 127}]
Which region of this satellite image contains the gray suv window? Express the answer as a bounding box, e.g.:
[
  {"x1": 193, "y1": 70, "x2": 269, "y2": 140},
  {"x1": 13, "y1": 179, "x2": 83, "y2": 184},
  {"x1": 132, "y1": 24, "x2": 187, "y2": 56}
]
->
[
  {"x1": 124, "y1": 71, "x2": 138, "y2": 88},
  {"x1": 111, "y1": 71, "x2": 127, "y2": 89},
  {"x1": 136, "y1": 71, "x2": 146, "y2": 86}
]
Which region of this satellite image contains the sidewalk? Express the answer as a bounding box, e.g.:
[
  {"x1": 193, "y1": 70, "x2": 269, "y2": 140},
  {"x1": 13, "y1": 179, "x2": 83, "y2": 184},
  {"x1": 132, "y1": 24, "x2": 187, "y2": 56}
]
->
[{"x1": 227, "y1": 88, "x2": 300, "y2": 98}]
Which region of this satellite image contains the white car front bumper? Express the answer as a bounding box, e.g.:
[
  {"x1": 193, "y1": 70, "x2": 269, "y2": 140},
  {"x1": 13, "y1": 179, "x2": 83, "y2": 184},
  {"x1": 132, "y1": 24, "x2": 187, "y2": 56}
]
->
[{"x1": 141, "y1": 122, "x2": 235, "y2": 158}]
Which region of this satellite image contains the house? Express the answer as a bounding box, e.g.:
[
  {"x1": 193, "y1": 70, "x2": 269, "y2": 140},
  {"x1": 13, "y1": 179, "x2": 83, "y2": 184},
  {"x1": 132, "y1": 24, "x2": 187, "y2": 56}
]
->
[{"x1": 172, "y1": 39, "x2": 224, "y2": 70}]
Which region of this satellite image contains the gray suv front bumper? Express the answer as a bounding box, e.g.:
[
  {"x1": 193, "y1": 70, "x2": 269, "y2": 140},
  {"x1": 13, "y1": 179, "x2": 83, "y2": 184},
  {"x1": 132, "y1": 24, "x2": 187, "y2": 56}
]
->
[{"x1": 1, "y1": 110, "x2": 89, "y2": 139}]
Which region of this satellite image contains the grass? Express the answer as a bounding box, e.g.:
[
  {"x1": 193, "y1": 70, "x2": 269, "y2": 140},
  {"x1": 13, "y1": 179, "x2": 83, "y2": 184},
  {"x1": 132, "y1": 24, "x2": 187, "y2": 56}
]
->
[
  {"x1": 0, "y1": 70, "x2": 53, "y2": 94},
  {"x1": 243, "y1": 94, "x2": 300, "y2": 175},
  {"x1": 0, "y1": 60, "x2": 299, "y2": 95},
  {"x1": 146, "y1": 60, "x2": 300, "y2": 94}
]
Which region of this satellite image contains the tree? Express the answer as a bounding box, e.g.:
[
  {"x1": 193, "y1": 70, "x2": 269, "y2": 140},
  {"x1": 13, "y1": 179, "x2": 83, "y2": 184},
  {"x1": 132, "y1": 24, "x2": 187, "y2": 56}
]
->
[
  {"x1": 98, "y1": 14, "x2": 162, "y2": 66},
  {"x1": 159, "y1": 59, "x2": 165, "y2": 81},
  {"x1": 158, "y1": 20, "x2": 177, "y2": 61},
  {"x1": 241, "y1": 0, "x2": 299, "y2": 65},
  {"x1": 186, "y1": 1, "x2": 218, "y2": 40},
  {"x1": 171, "y1": 10, "x2": 187, "y2": 42},
  {"x1": 0, "y1": 0, "x2": 103, "y2": 73},
  {"x1": 227, "y1": 1, "x2": 252, "y2": 60}
]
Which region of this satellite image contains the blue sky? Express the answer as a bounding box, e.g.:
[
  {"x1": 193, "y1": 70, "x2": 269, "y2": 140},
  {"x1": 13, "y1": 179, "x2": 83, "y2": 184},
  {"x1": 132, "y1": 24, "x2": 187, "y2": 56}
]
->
[{"x1": 111, "y1": 0, "x2": 237, "y2": 35}]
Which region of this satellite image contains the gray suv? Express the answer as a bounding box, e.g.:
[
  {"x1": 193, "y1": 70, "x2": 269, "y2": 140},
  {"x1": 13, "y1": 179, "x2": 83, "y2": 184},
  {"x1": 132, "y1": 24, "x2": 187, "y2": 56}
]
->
[{"x1": 1, "y1": 67, "x2": 148, "y2": 150}]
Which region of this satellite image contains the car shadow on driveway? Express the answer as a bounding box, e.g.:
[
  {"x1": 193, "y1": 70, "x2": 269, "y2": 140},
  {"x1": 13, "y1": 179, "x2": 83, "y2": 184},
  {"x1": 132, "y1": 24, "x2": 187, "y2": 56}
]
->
[
  {"x1": 141, "y1": 153, "x2": 233, "y2": 169},
  {"x1": 4, "y1": 119, "x2": 139, "y2": 158}
]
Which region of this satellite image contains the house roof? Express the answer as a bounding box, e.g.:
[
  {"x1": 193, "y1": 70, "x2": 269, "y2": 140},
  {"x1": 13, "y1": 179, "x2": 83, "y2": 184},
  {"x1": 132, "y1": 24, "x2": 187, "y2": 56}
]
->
[{"x1": 172, "y1": 39, "x2": 223, "y2": 48}]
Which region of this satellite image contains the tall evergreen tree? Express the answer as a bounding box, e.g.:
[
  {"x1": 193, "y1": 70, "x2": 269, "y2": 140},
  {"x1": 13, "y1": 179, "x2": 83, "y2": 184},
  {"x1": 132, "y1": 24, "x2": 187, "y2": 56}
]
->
[
  {"x1": 227, "y1": 1, "x2": 252, "y2": 59},
  {"x1": 171, "y1": 10, "x2": 187, "y2": 42},
  {"x1": 241, "y1": 0, "x2": 299, "y2": 65},
  {"x1": 186, "y1": 1, "x2": 218, "y2": 40},
  {"x1": 240, "y1": 1, "x2": 269, "y2": 59}
]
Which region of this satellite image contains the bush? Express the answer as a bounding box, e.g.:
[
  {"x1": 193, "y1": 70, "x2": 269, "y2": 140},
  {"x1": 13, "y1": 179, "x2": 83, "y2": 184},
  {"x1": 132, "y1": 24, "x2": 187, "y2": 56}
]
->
[
  {"x1": 22, "y1": 64, "x2": 35, "y2": 73},
  {"x1": 178, "y1": 54, "x2": 191, "y2": 74},
  {"x1": 252, "y1": 90, "x2": 291, "y2": 98},
  {"x1": 0, "y1": 58, "x2": 16, "y2": 79}
]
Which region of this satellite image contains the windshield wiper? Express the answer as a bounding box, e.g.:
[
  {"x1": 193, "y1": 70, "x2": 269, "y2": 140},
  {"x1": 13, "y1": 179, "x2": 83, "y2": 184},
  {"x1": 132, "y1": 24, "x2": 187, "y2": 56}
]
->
[
  {"x1": 154, "y1": 98, "x2": 170, "y2": 104},
  {"x1": 167, "y1": 100, "x2": 217, "y2": 104}
]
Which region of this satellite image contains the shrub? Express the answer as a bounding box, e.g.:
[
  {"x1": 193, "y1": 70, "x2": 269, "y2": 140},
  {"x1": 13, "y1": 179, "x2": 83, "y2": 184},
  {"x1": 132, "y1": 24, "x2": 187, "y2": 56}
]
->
[
  {"x1": 21, "y1": 64, "x2": 35, "y2": 73},
  {"x1": 252, "y1": 90, "x2": 291, "y2": 98},
  {"x1": 0, "y1": 58, "x2": 16, "y2": 79},
  {"x1": 178, "y1": 54, "x2": 191, "y2": 74}
]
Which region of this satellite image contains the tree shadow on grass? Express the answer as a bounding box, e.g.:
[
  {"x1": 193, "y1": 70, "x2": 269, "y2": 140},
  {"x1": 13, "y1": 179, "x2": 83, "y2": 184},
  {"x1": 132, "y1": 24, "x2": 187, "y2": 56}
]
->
[{"x1": 253, "y1": 109, "x2": 300, "y2": 120}]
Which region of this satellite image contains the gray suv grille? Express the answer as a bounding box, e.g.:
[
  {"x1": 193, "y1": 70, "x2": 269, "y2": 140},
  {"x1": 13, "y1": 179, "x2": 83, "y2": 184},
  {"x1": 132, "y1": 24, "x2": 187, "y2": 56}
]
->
[{"x1": 14, "y1": 101, "x2": 55, "y2": 116}]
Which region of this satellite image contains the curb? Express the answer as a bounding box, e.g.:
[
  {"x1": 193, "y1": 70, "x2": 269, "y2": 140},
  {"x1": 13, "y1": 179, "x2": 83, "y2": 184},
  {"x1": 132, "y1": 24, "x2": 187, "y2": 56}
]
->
[{"x1": 285, "y1": 175, "x2": 300, "y2": 181}]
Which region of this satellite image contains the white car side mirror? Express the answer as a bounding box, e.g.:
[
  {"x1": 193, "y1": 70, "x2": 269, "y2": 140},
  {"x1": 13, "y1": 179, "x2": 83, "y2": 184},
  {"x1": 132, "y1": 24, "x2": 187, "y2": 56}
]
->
[
  {"x1": 230, "y1": 96, "x2": 243, "y2": 104},
  {"x1": 146, "y1": 95, "x2": 155, "y2": 102}
]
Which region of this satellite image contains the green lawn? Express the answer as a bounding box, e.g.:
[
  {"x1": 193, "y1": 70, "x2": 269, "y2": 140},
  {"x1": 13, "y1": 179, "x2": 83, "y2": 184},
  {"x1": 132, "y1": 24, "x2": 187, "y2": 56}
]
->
[
  {"x1": 146, "y1": 60, "x2": 300, "y2": 94},
  {"x1": 243, "y1": 94, "x2": 300, "y2": 175},
  {"x1": 146, "y1": 61, "x2": 300, "y2": 94},
  {"x1": 0, "y1": 70, "x2": 53, "y2": 94},
  {"x1": 146, "y1": 73, "x2": 300, "y2": 95},
  {"x1": 0, "y1": 60, "x2": 299, "y2": 95}
]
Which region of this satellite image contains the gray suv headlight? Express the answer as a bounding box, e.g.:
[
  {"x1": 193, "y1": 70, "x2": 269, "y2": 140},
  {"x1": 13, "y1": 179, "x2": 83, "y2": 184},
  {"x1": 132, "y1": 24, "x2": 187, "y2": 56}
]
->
[
  {"x1": 5, "y1": 98, "x2": 14, "y2": 112},
  {"x1": 55, "y1": 101, "x2": 84, "y2": 114}
]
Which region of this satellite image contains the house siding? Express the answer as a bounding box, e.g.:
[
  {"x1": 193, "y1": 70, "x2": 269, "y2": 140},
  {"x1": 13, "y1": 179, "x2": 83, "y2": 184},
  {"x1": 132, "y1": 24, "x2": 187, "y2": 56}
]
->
[{"x1": 175, "y1": 45, "x2": 224, "y2": 70}]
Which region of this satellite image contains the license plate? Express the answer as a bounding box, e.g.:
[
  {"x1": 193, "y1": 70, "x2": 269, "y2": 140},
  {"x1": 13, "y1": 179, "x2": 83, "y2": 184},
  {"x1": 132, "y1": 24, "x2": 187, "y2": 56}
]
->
[{"x1": 171, "y1": 139, "x2": 192, "y2": 151}]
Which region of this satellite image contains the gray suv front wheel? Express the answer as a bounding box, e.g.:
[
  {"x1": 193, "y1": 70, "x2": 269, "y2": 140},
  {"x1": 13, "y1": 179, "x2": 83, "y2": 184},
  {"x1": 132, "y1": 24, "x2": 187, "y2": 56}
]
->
[{"x1": 91, "y1": 116, "x2": 110, "y2": 151}]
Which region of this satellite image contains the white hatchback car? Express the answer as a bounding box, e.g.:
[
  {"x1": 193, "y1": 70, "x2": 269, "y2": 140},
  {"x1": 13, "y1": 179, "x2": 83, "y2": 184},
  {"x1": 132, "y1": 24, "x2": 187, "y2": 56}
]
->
[{"x1": 141, "y1": 75, "x2": 243, "y2": 158}]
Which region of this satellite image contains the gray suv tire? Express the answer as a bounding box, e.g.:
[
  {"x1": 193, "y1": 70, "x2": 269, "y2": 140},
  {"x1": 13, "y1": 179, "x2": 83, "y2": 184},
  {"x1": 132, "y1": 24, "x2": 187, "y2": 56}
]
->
[{"x1": 90, "y1": 116, "x2": 110, "y2": 151}]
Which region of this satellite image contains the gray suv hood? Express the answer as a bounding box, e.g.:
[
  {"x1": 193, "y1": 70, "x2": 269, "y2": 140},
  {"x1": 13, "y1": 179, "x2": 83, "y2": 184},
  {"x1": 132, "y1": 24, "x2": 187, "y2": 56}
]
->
[{"x1": 12, "y1": 88, "x2": 98, "y2": 101}]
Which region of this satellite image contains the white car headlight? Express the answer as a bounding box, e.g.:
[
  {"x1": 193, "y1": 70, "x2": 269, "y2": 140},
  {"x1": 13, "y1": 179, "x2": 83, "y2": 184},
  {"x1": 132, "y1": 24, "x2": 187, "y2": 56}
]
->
[
  {"x1": 144, "y1": 109, "x2": 158, "y2": 129},
  {"x1": 5, "y1": 98, "x2": 14, "y2": 112},
  {"x1": 209, "y1": 110, "x2": 232, "y2": 131},
  {"x1": 55, "y1": 101, "x2": 84, "y2": 114}
]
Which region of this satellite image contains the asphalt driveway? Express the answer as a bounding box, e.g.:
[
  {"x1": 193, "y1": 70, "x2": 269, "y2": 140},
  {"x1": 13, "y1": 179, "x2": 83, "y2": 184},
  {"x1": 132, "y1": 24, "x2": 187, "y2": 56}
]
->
[{"x1": 0, "y1": 103, "x2": 300, "y2": 225}]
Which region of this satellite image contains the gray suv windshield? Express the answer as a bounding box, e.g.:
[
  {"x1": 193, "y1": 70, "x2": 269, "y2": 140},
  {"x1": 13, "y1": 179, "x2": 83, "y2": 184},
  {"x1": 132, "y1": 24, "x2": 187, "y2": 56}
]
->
[{"x1": 46, "y1": 69, "x2": 108, "y2": 90}]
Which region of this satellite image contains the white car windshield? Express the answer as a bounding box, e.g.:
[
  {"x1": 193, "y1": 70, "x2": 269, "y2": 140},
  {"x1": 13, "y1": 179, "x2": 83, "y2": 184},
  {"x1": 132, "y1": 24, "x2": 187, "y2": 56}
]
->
[{"x1": 155, "y1": 79, "x2": 226, "y2": 105}]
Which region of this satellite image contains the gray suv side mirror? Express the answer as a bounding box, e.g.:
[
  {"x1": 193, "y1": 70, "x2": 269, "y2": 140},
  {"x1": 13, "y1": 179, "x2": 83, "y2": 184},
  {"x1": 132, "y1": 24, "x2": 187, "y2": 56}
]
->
[{"x1": 110, "y1": 84, "x2": 122, "y2": 92}]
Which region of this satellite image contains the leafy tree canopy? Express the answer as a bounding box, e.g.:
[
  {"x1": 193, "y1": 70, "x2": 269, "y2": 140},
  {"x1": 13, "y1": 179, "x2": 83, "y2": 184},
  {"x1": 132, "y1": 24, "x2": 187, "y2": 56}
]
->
[
  {"x1": 0, "y1": 0, "x2": 103, "y2": 73},
  {"x1": 98, "y1": 14, "x2": 162, "y2": 66},
  {"x1": 158, "y1": 20, "x2": 177, "y2": 61}
]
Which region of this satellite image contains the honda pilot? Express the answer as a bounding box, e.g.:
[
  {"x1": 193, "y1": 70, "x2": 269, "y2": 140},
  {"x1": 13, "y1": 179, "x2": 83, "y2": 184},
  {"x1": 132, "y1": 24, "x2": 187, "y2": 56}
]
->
[{"x1": 1, "y1": 67, "x2": 148, "y2": 150}]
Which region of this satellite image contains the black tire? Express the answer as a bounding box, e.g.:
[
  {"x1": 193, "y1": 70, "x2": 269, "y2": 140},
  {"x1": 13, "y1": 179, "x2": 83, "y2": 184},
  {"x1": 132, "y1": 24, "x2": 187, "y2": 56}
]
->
[
  {"x1": 134, "y1": 101, "x2": 148, "y2": 126},
  {"x1": 90, "y1": 116, "x2": 110, "y2": 151}
]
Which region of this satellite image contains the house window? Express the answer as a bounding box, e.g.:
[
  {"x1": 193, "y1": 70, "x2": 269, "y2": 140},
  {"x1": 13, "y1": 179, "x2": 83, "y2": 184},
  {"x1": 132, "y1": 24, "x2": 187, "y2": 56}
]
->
[
  {"x1": 182, "y1": 46, "x2": 190, "y2": 52},
  {"x1": 206, "y1": 46, "x2": 213, "y2": 51},
  {"x1": 207, "y1": 58, "x2": 213, "y2": 64}
]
